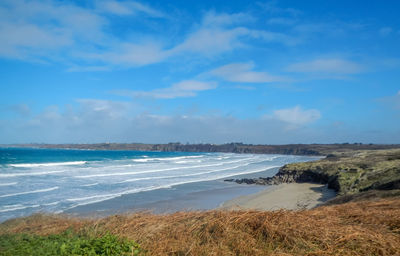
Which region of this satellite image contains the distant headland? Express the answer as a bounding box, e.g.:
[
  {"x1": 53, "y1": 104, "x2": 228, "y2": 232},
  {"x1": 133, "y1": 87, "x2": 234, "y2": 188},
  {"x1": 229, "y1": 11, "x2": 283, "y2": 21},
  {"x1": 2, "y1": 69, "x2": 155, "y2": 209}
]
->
[{"x1": 2, "y1": 142, "x2": 400, "y2": 156}]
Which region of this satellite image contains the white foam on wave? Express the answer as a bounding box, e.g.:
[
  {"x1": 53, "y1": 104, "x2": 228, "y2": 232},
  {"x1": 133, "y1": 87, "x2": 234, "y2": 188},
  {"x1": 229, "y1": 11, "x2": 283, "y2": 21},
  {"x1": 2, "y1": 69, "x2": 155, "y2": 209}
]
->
[
  {"x1": 0, "y1": 204, "x2": 34, "y2": 213},
  {"x1": 81, "y1": 183, "x2": 99, "y2": 187},
  {"x1": 132, "y1": 159, "x2": 150, "y2": 162},
  {"x1": 175, "y1": 160, "x2": 202, "y2": 164},
  {"x1": 0, "y1": 186, "x2": 59, "y2": 198},
  {"x1": 9, "y1": 161, "x2": 86, "y2": 168},
  {"x1": 116, "y1": 160, "x2": 265, "y2": 184},
  {"x1": 0, "y1": 201, "x2": 60, "y2": 213},
  {"x1": 0, "y1": 170, "x2": 66, "y2": 178},
  {"x1": 74, "y1": 158, "x2": 256, "y2": 179},
  {"x1": 0, "y1": 182, "x2": 17, "y2": 186},
  {"x1": 132, "y1": 155, "x2": 203, "y2": 163},
  {"x1": 162, "y1": 166, "x2": 280, "y2": 190}
]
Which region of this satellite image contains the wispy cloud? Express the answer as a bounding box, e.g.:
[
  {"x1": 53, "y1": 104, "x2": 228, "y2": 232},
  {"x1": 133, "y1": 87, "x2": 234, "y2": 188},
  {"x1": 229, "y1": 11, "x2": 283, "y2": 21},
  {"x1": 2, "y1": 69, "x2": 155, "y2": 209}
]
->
[
  {"x1": 169, "y1": 27, "x2": 249, "y2": 57},
  {"x1": 210, "y1": 62, "x2": 287, "y2": 83},
  {"x1": 0, "y1": 2, "x2": 296, "y2": 68},
  {"x1": 258, "y1": 1, "x2": 302, "y2": 16},
  {"x1": 2, "y1": 104, "x2": 31, "y2": 117},
  {"x1": 116, "y1": 80, "x2": 217, "y2": 99},
  {"x1": 66, "y1": 66, "x2": 111, "y2": 72},
  {"x1": 272, "y1": 106, "x2": 321, "y2": 126},
  {"x1": 96, "y1": 0, "x2": 165, "y2": 17},
  {"x1": 86, "y1": 42, "x2": 168, "y2": 66},
  {"x1": 377, "y1": 91, "x2": 400, "y2": 110},
  {"x1": 0, "y1": 0, "x2": 105, "y2": 60},
  {"x1": 379, "y1": 27, "x2": 393, "y2": 36},
  {"x1": 202, "y1": 11, "x2": 254, "y2": 27},
  {"x1": 0, "y1": 0, "x2": 165, "y2": 65},
  {"x1": 286, "y1": 58, "x2": 364, "y2": 74}
]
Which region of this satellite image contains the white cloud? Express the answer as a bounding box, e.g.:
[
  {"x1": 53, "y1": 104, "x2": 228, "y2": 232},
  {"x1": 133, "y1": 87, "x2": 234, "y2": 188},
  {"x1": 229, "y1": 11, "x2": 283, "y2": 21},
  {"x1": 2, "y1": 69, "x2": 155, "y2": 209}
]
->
[
  {"x1": 0, "y1": 1, "x2": 295, "y2": 68},
  {"x1": 0, "y1": 1, "x2": 299, "y2": 68},
  {"x1": 0, "y1": 0, "x2": 106, "y2": 60},
  {"x1": 169, "y1": 26, "x2": 295, "y2": 57},
  {"x1": 118, "y1": 80, "x2": 217, "y2": 99},
  {"x1": 0, "y1": 0, "x2": 166, "y2": 64},
  {"x1": 76, "y1": 99, "x2": 132, "y2": 118},
  {"x1": 210, "y1": 62, "x2": 287, "y2": 83},
  {"x1": 170, "y1": 12, "x2": 296, "y2": 57},
  {"x1": 286, "y1": 58, "x2": 364, "y2": 74},
  {"x1": 272, "y1": 106, "x2": 321, "y2": 126}
]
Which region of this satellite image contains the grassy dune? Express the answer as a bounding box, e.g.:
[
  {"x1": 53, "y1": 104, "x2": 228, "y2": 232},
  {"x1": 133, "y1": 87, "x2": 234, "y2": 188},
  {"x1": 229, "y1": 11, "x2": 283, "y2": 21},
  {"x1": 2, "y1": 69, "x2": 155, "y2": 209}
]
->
[{"x1": 1, "y1": 198, "x2": 400, "y2": 255}]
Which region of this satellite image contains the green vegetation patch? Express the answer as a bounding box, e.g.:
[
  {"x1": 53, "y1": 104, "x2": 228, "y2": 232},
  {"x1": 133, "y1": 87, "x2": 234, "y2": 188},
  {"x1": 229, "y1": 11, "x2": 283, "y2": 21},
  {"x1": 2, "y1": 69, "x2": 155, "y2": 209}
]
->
[
  {"x1": 0, "y1": 230, "x2": 141, "y2": 256},
  {"x1": 281, "y1": 149, "x2": 400, "y2": 195}
]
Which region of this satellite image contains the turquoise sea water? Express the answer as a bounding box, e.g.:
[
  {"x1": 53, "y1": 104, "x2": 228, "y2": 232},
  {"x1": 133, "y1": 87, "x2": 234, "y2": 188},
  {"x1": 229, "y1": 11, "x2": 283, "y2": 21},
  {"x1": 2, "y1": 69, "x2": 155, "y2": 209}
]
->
[{"x1": 0, "y1": 148, "x2": 320, "y2": 221}]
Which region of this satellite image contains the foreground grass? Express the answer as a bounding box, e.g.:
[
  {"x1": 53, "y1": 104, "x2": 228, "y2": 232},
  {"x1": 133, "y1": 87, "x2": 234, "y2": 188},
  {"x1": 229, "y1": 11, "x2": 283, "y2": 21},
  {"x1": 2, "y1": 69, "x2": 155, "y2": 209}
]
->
[
  {"x1": 1, "y1": 198, "x2": 399, "y2": 255},
  {"x1": 0, "y1": 230, "x2": 141, "y2": 256}
]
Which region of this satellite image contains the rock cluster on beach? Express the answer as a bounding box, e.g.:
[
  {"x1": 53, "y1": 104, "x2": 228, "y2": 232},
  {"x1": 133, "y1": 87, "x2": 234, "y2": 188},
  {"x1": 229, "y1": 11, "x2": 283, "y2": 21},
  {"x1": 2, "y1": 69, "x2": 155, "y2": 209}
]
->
[{"x1": 224, "y1": 168, "x2": 326, "y2": 186}]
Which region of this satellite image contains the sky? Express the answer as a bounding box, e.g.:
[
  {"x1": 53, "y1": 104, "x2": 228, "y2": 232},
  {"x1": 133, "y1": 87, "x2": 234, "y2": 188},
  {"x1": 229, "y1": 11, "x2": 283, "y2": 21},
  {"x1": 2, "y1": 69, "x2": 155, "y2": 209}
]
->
[{"x1": 0, "y1": 0, "x2": 399, "y2": 144}]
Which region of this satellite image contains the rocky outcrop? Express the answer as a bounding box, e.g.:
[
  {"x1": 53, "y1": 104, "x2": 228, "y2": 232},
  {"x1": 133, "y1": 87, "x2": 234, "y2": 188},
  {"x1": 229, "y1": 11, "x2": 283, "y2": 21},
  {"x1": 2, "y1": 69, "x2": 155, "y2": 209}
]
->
[{"x1": 225, "y1": 166, "x2": 340, "y2": 191}]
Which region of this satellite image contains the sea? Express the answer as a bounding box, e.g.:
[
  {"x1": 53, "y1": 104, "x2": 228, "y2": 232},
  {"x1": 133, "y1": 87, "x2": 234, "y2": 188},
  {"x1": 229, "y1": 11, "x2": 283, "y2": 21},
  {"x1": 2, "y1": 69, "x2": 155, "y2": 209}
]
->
[{"x1": 0, "y1": 148, "x2": 321, "y2": 222}]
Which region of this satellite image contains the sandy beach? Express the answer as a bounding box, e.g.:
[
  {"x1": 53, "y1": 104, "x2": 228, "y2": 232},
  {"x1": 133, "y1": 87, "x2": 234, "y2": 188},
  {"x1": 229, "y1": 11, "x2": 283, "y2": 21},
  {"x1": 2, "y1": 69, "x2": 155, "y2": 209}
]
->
[{"x1": 220, "y1": 183, "x2": 336, "y2": 211}]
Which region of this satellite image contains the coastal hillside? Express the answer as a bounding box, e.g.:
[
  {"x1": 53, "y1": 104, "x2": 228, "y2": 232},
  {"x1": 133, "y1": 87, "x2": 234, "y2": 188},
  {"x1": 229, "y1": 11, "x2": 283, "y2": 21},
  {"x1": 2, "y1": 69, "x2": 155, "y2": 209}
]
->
[
  {"x1": 230, "y1": 149, "x2": 400, "y2": 197},
  {"x1": 1, "y1": 198, "x2": 399, "y2": 255}
]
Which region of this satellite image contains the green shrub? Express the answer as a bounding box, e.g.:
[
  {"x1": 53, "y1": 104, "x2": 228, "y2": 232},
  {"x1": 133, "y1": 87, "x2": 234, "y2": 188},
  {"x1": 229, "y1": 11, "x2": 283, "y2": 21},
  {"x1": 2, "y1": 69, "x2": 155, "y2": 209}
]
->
[{"x1": 0, "y1": 230, "x2": 141, "y2": 256}]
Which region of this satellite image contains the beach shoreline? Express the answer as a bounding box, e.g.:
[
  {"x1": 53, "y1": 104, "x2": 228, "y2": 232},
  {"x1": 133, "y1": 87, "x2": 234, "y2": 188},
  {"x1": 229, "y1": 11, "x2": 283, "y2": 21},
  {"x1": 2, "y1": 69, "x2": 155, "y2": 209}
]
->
[{"x1": 220, "y1": 183, "x2": 336, "y2": 211}]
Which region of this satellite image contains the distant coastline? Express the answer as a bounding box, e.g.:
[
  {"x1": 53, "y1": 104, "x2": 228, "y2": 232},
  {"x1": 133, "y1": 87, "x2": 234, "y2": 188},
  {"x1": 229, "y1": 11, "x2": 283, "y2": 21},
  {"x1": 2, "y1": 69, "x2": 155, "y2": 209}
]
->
[{"x1": 2, "y1": 142, "x2": 400, "y2": 156}]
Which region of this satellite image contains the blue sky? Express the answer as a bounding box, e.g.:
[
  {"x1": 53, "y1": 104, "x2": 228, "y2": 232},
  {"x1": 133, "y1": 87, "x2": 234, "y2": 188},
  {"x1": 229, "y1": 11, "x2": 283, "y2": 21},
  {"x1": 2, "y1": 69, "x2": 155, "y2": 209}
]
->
[{"x1": 0, "y1": 0, "x2": 399, "y2": 144}]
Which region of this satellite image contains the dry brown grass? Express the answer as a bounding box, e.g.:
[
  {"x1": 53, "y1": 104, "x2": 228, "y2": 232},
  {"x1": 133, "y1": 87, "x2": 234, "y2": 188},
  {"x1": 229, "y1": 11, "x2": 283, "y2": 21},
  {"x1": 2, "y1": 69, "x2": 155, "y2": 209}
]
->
[{"x1": 1, "y1": 198, "x2": 400, "y2": 256}]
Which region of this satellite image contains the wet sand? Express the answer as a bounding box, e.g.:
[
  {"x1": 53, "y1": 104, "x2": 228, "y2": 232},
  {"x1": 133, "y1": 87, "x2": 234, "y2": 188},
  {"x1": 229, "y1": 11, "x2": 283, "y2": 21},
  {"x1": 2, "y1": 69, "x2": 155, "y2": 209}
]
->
[{"x1": 220, "y1": 183, "x2": 336, "y2": 211}]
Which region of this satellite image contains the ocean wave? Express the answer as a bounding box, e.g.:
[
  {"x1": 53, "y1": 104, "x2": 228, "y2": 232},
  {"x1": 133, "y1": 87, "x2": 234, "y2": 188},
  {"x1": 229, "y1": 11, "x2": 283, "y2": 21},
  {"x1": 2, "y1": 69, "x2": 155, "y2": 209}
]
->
[
  {"x1": 9, "y1": 161, "x2": 86, "y2": 168},
  {"x1": 132, "y1": 155, "x2": 204, "y2": 162},
  {"x1": 0, "y1": 170, "x2": 66, "y2": 178},
  {"x1": 81, "y1": 183, "x2": 99, "y2": 187},
  {"x1": 117, "y1": 161, "x2": 267, "y2": 184},
  {"x1": 65, "y1": 166, "x2": 279, "y2": 210},
  {"x1": 0, "y1": 182, "x2": 18, "y2": 186},
  {"x1": 74, "y1": 158, "x2": 256, "y2": 178},
  {"x1": 0, "y1": 201, "x2": 59, "y2": 213},
  {"x1": 0, "y1": 186, "x2": 59, "y2": 198},
  {"x1": 64, "y1": 185, "x2": 169, "y2": 210},
  {"x1": 0, "y1": 204, "x2": 35, "y2": 213}
]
